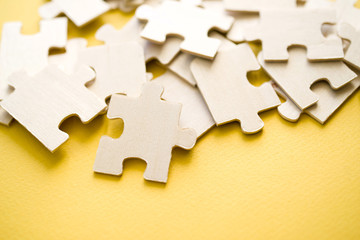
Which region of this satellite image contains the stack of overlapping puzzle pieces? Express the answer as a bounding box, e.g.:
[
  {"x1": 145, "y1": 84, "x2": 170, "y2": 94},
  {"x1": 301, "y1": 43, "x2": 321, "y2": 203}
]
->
[{"x1": 0, "y1": 0, "x2": 359, "y2": 183}]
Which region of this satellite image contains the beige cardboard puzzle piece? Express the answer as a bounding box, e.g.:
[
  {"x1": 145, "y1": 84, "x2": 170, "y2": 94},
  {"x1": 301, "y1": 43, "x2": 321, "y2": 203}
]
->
[
  {"x1": 0, "y1": 108, "x2": 12, "y2": 126},
  {"x1": 257, "y1": 9, "x2": 343, "y2": 61},
  {"x1": 224, "y1": 0, "x2": 297, "y2": 12},
  {"x1": 338, "y1": 23, "x2": 360, "y2": 70},
  {"x1": 78, "y1": 42, "x2": 147, "y2": 101},
  {"x1": 96, "y1": 17, "x2": 182, "y2": 65},
  {"x1": 202, "y1": 0, "x2": 259, "y2": 43},
  {"x1": 153, "y1": 71, "x2": 215, "y2": 138},
  {"x1": 0, "y1": 17, "x2": 67, "y2": 100},
  {"x1": 0, "y1": 65, "x2": 106, "y2": 152},
  {"x1": 167, "y1": 32, "x2": 235, "y2": 86},
  {"x1": 136, "y1": 0, "x2": 234, "y2": 59},
  {"x1": 39, "y1": 0, "x2": 110, "y2": 27},
  {"x1": 93, "y1": 82, "x2": 197, "y2": 183},
  {"x1": 336, "y1": 0, "x2": 360, "y2": 29},
  {"x1": 48, "y1": 38, "x2": 88, "y2": 74},
  {"x1": 270, "y1": 78, "x2": 360, "y2": 124},
  {"x1": 190, "y1": 44, "x2": 281, "y2": 134},
  {"x1": 258, "y1": 48, "x2": 357, "y2": 110}
]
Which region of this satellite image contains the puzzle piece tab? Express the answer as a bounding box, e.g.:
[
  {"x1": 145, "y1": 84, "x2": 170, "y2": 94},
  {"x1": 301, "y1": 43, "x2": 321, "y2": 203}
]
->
[
  {"x1": 39, "y1": 0, "x2": 110, "y2": 27},
  {"x1": 94, "y1": 82, "x2": 197, "y2": 183},
  {"x1": 78, "y1": 42, "x2": 147, "y2": 101},
  {"x1": 136, "y1": 0, "x2": 234, "y2": 59},
  {"x1": 258, "y1": 9, "x2": 344, "y2": 61},
  {"x1": 96, "y1": 17, "x2": 181, "y2": 65},
  {"x1": 338, "y1": 23, "x2": 360, "y2": 70},
  {"x1": 190, "y1": 44, "x2": 280, "y2": 134},
  {"x1": 153, "y1": 71, "x2": 215, "y2": 138},
  {"x1": 1, "y1": 65, "x2": 106, "y2": 152},
  {"x1": 270, "y1": 78, "x2": 360, "y2": 124},
  {"x1": 258, "y1": 48, "x2": 357, "y2": 110}
]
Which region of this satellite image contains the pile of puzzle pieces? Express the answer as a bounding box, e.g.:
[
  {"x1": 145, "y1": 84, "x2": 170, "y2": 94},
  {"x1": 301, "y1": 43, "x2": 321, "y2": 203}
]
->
[{"x1": 0, "y1": 0, "x2": 359, "y2": 183}]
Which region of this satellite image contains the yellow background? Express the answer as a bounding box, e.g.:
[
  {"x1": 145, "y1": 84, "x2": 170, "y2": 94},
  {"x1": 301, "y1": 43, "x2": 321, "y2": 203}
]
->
[{"x1": 0, "y1": 0, "x2": 360, "y2": 239}]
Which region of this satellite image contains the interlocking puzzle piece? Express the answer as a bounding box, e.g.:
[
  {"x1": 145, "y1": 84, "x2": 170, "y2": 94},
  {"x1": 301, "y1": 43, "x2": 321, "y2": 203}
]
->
[
  {"x1": 269, "y1": 78, "x2": 360, "y2": 124},
  {"x1": 39, "y1": 0, "x2": 110, "y2": 27},
  {"x1": 167, "y1": 32, "x2": 235, "y2": 86},
  {"x1": 78, "y1": 42, "x2": 147, "y2": 101},
  {"x1": 190, "y1": 44, "x2": 281, "y2": 134},
  {"x1": 153, "y1": 71, "x2": 215, "y2": 138},
  {"x1": 0, "y1": 17, "x2": 67, "y2": 101},
  {"x1": 136, "y1": 0, "x2": 234, "y2": 59},
  {"x1": 338, "y1": 23, "x2": 360, "y2": 70},
  {"x1": 93, "y1": 82, "x2": 197, "y2": 183},
  {"x1": 203, "y1": 0, "x2": 259, "y2": 43},
  {"x1": 96, "y1": 17, "x2": 182, "y2": 65},
  {"x1": 0, "y1": 107, "x2": 12, "y2": 126},
  {"x1": 48, "y1": 38, "x2": 88, "y2": 74},
  {"x1": 224, "y1": 0, "x2": 297, "y2": 12},
  {"x1": 258, "y1": 48, "x2": 357, "y2": 110},
  {"x1": 256, "y1": 9, "x2": 343, "y2": 61},
  {"x1": 0, "y1": 65, "x2": 106, "y2": 152},
  {"x1": 336, "y1": 0, "x2": 360, "y2": 29}
]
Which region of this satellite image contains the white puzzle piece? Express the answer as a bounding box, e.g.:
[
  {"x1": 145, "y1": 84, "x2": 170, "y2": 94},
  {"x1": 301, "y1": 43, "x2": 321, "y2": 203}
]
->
[
  {"x1": 78, "y1": 42, "x2": 147, "y2": 101},
  {"x1": 93, "y1": 82, "x2": 197, "y2": 183},
  {"x1": 106, "y1": 0, "x2": 144, "y2": 12},
  {"x1": 167, "y1": 32, "x2": 235, "y2": 86},
  {"x1": 96, "y1": 17, "x2": 182, "y2": 65},
  {"x1": 153, "y1": 71, "x2": 215, "y2": 138},
  {"x1": 338, "y1": 23, "x2": 360, "y2": 70},
  {"x1": 270, "y1": 78, "x2": 360, "y2": 124},
  {"x1": 336, "y1": 0, "x2": 360, "y2": 29},
  {"x1": 136, "y1": 0, "x2": 234, "y2": 59},
  {"x1": 256, "y1": 9, "x2": 344, "y2": 61},
  {"x1": 258, "y1": 48, "x2": 357, "y2": 110},
  {"x1": 0, "y1": 108, "x2": 12, "y2": 126},
  {"x1": 190, "y1": 44, "x2": 281, "y2": 134},
  {"x1": 0, "y1": 18, "x2": 67, "y2": 100},
  {"x1": 0, "y1": 65, "x2": 106, "y2": 152},
  {"x1": 49, "y1": 38, "x2": 88, "y2": 74},
  {"x1": 39, "y1": 0, "x2": 110, "y2": 27},
  {"x1": 224, "y1": 0, "x2": 297, "y2": 12}
]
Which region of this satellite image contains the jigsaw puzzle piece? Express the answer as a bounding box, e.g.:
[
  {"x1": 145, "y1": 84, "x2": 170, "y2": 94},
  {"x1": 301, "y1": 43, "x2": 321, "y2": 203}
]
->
[
  {"x1": 258, "y1": 48, "x2": 357, "y2": 110},
  {"x1": 271, "y1": 77, "x2": 360, "y2": 124},
  {"x1": 224, "y1": 0, "x2": 297, "y2": 12},
  {"x1": 1, "y1": 65, "x2": 106, "y2": 152},
  {"x1": 136, "y1": 0, "x2": 234, "y2": 59},
  {"x1": 167, "y1": 32, "x2": 235, "y2": 86},
  {"x1": 338, "y1": 23, "x2": 360, "y2": 70},
  {"x1": 259, "y1": 9, "x2": 343, "y2": 61},
  {"x1": 78, "y1": 42, "x2": 147, "y2": 101},
  {"x1": 49, "y1": 38, "x2": 88, "y2": 74},
  {"x1": 153, "y1": 71, "x2": 215, "y2": 138},
  {"x1": 39, "y1": 0, "x2": 110, "y2": 27},
  {"x1": 190, "y1": 44, "x2": 280, "y2": 134},
  {"x1": 106, "y1": 0, "x2": 145, "y2": 12},
  {"x1": 94, "y1": 82, "x2": 196, "y2": 182},
  {"x1": 95, "y1": 17, "x2": 181, "y2": 65},
  {"x1": 0, "y1": 107, "x2": 12, "y2": 126}
]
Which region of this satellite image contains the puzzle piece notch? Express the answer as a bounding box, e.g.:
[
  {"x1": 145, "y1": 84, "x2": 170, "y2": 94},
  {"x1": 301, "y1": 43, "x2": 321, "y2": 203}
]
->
[
  {"x1": 48, "y1": 38, "x2": 88, "y2": 74},
  {"x1": 39, "y1": 0, "x2": 110, "y2": 27},
  {"x1": 95, "y1": 17, "x2": 182, "y2": 65},
  {"x1": 190, "y1": 44, "x2": 281, "y2": 134},
  {"x1": 93, "y1": 82, "x2": 197, "y2": 182},
  {"x1": 167, "y1": 31, "x2": 236, "y2": 86},
  {"x1": 136, "y1": 0, "x2": 234, "y2": 59},
  {"x1": 0, "y1": 17, "x2": 67, "y2": 101},
  {"x1": 270, "y1": 78, "x2": 360, "y2": 124},
  {"x1": 259, "y1": 9, "x2": 344, "y2": 61},
  {"x1": 258, "y1": 48, "x2": 357, "y2": 110},
  {"x1": 153, "y1": 71, "x2": 215, "y2": 138},
  {"x1": 338, "y1": 23, "x2": 360, "y2": 70},
  {"x1": 224, "y1": 0, "x2": 297, "y2": 12},
  {"x1": 1, "y1": 65, "x2": 106, "y2": 152},
  {"x1": 78, "y1": 42, "x2": 147, "y2": 101}
]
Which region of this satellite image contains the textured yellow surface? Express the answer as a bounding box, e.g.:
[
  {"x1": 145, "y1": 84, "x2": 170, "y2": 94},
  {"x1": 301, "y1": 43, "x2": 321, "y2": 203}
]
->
[{"x1": 0, "y1": 0, "x2": 360, "y2": 239}]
